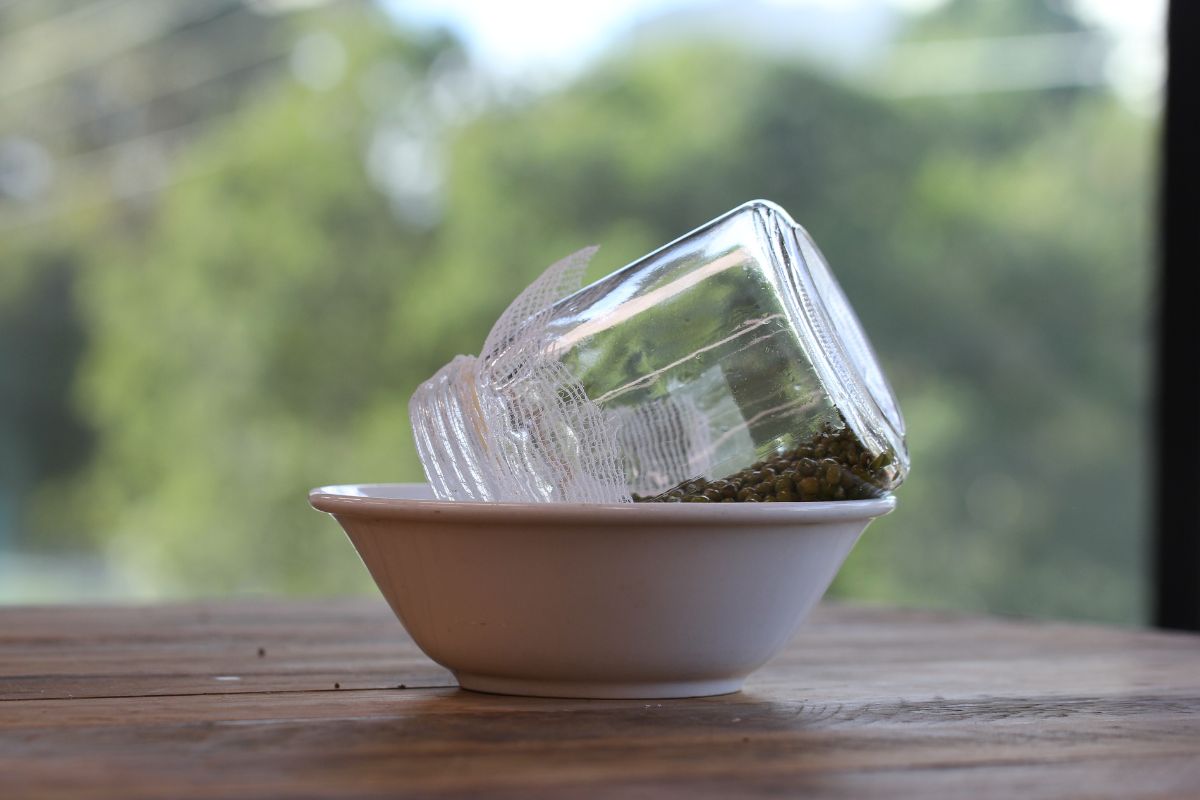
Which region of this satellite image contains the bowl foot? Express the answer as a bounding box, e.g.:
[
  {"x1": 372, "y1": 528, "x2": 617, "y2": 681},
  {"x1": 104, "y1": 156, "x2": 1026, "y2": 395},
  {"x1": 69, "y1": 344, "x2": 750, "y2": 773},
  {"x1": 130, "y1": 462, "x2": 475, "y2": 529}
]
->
[{"x1": 453, "y1": 672, "x2": 745, "y2": 699}]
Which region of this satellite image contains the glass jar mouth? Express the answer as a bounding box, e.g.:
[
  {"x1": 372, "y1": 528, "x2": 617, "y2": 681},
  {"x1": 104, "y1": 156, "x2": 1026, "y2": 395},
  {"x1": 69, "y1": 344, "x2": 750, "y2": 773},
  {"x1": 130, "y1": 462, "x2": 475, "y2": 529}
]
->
[
  {"x1": 409, "y1": 355, "x2": 496, "y2": 502},
  {"x1": 744, "y1": 200, "x2": 908, "y2": 471}
]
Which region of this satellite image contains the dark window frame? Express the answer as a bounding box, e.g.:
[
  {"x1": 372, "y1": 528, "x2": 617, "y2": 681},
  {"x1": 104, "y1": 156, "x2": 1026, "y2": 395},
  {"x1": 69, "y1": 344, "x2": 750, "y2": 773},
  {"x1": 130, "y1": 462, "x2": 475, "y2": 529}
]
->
[{"x1": 1155, "y1": 0, "x2": 1199, "y2": 630}]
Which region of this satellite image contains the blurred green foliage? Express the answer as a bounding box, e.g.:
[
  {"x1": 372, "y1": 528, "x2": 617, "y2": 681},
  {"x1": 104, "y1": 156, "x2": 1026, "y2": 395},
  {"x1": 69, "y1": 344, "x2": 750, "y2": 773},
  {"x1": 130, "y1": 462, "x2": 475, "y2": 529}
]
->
[{"x1": 1, "y1": 1, "x2": 1153, "y2": 619}]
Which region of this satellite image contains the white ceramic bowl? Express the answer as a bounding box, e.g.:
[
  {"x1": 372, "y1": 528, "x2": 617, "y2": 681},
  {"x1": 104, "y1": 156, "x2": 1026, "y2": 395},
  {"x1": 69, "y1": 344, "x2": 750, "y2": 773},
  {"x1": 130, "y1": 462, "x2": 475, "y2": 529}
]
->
[{"x1": 310, "y1": 483, "x2": 894, "y2": 699}]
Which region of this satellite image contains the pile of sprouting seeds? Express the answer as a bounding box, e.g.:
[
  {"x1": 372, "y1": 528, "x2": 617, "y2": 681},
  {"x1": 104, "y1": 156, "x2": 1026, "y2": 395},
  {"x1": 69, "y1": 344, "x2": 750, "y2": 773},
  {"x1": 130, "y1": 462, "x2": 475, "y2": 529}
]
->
[{"x1": 632, "y1": 420, "x2": 896, "y2": 503}]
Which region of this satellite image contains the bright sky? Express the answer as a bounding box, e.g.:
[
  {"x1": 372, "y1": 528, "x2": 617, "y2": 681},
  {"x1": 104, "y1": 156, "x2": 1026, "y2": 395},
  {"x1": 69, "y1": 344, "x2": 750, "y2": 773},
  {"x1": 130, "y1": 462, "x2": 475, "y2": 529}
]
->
[
  {"x1": 385, "y1": 0, "x2": 928, "y2": 72},
  {"x1": 380, "y1": 0, "x2": 1164, "y2": 101}
]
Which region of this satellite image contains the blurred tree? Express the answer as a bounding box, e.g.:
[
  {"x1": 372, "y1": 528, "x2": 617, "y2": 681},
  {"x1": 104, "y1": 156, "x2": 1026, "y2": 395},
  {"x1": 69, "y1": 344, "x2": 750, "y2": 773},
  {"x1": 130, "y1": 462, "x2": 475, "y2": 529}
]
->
[
  {"x1": 0, "y1": 0, "x2": 299, "y2": 552},
  {"x1": 40, "y1": 4, "x2": 464, "y2": 593},
  {"x1": 0, "y1": 250, "x2": 92, "y2": 550}
]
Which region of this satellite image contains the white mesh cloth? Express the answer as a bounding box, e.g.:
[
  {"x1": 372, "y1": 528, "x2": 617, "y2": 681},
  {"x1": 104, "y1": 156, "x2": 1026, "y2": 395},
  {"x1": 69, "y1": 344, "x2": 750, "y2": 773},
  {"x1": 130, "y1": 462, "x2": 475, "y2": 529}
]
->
[
  {"x1": 609, "y1": 394, "x2": 714, "y2": 497},
  {"x1": 409, "y1": 248, "x2": 728, "y2": 503},
  {"x1": 410, "y1": 248, "x2": 632, "y2": 503}
]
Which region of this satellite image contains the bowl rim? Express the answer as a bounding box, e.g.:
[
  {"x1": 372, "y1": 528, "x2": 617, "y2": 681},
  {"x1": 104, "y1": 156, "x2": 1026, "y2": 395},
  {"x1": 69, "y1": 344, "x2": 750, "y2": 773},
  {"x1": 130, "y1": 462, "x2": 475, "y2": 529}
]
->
[{"x1": 309, "y1": 482, "x2": 896, "y2": 527}]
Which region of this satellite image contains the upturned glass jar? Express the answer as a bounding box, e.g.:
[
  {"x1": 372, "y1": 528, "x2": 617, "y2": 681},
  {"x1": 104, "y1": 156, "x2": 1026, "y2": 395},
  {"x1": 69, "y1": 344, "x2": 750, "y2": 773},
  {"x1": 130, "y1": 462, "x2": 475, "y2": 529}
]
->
[{"x1": 411, "y1": 200, "x2": 908, "y2": 503}]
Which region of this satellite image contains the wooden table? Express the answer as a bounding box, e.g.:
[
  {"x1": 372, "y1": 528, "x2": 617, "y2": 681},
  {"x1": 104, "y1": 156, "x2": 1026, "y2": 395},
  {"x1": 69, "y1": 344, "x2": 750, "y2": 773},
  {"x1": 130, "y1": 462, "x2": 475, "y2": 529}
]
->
[{"x1": 3, "y1": 600, "x2": 1198, "y2": 798}]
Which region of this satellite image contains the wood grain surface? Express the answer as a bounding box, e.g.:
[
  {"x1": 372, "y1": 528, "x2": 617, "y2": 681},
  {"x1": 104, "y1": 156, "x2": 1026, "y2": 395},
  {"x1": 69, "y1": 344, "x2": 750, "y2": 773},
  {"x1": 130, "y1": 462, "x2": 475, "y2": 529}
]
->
[{"x1": 2, "y1": 600, "x2": 1198, "y2": 799}]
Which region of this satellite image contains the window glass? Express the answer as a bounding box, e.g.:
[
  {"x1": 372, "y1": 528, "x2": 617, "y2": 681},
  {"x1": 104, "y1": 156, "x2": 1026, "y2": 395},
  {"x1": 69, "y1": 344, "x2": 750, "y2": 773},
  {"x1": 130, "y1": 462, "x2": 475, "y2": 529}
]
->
[{"x1": 0, "y1": 0, "x2": 1161, "y2": 622}]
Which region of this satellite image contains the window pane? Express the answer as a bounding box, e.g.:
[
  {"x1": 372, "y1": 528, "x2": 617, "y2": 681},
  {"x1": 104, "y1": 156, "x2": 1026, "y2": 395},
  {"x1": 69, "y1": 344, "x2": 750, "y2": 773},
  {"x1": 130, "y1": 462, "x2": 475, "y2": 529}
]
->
[{"x1": 0, "y1": 0, "x2": 1161, "y2": 621}]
